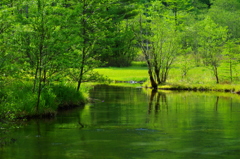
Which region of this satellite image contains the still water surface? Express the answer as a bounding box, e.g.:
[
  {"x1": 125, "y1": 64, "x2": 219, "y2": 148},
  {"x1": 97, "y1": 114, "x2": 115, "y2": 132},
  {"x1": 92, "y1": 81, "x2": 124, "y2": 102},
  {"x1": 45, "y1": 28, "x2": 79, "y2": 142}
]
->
[{"x1": 1, "y1": 85, "x2": 240, "y2": 159}]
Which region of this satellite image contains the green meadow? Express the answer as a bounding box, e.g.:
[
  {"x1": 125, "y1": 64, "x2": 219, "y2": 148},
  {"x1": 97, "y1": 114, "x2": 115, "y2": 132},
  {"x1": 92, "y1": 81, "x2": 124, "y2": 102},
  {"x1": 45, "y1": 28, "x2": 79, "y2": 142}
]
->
[
  {"x1": 94, "y1": 61, "x2": 240, "y2": 93},
  {"x1": 94, "y1": 62, "x2": 148, "y2": 82}
]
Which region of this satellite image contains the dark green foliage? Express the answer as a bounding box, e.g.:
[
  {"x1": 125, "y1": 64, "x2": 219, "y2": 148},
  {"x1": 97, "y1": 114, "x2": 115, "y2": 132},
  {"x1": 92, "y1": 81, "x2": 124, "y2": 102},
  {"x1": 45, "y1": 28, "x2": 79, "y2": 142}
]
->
[
  {"x1": 0, "y1": 81, "x2": 86, "y2": 119},
  {"x1": 102, "y1": 29, "x2": 137, "y2": 67},
  {"x1": 198, "y1": 0, "x2": 212, "y2": 8},
  {"x1": 0, "y1": 81, "x2": 56, "y2": 119},
  {"x1": 51, "y1": 83, "x2": 86, "y2": 108},
  {"x1": 96, "y1": 0, "x2": 139, "y2": 67},
  {"x1": 208, "y1": 0, "x2": 240, "y2": 39}
]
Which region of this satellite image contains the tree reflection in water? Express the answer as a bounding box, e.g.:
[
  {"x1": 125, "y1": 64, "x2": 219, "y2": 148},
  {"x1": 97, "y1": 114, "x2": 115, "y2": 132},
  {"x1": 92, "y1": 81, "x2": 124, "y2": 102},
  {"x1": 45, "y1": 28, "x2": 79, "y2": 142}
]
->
[{"x1": 148, "y1": 90, "x2": 168, "y2": 114}]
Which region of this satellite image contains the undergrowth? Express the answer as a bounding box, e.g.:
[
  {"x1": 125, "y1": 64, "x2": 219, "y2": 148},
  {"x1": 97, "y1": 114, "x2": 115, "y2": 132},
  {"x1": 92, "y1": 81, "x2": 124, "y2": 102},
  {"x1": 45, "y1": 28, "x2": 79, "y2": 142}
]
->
[{"x1": 0, "y1": 81, "x2": 89, "y2": 119}]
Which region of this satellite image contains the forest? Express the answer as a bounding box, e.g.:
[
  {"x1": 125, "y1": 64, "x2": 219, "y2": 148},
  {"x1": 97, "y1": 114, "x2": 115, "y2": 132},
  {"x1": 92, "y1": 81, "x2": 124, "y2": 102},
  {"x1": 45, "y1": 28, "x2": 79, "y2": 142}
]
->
[{"x1": 0, "y1": 0, "x2": 240, "y2": 119}]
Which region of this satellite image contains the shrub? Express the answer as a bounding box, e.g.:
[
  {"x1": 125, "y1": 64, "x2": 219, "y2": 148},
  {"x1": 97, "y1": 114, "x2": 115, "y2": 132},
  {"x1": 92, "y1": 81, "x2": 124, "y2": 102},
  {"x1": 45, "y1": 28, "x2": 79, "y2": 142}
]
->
[
  {"x1": 0, "y1": 81, "x2": 88, "y2": 119},
  {"x1": 51, "y1": 82, "x2": 87, "y2": 108}
]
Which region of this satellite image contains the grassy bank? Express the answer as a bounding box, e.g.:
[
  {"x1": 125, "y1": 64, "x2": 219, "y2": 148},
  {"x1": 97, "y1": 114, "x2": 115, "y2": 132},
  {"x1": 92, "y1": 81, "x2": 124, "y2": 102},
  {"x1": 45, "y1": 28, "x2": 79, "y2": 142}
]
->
[
  {"x1": 0, "y1": 80, "x2": 90, "y2": 120},
  {"x1": 94, "y1": 61, "x2": 240, "y2": 94},
  {"x1": 156, "y1": 83, "x2": 240, "y2": 93}
]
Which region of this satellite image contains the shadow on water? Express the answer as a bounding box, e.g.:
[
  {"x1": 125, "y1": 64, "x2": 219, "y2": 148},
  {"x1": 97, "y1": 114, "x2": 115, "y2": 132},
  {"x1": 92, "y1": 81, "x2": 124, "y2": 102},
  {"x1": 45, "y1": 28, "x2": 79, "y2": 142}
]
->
[
  {"x1": 0, "y1": 120, "x2": 19, "y2": 147},
  {"x1": 0, "y1": 129, "x2": 15, "y2": 147}
]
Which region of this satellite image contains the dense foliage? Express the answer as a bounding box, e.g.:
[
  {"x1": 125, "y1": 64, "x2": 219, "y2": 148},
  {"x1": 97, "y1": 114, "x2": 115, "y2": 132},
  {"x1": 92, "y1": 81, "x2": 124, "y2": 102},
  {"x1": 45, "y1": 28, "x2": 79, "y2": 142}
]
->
[{"x1": 0, "y1": 0, "x2": 240, "y2": 118}]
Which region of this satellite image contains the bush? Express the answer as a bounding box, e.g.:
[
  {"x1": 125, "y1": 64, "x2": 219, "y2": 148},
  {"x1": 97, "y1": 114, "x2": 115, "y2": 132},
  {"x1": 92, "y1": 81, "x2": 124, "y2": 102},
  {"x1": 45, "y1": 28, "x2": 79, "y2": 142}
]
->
[
  {"x1": 0, "y1": 81, "x2": 88, "y2": 119},
  {"x1": 51, "y1": 82, "x2": 87, "y2": 109},
  {"x1": 0, "y1": 81, "x2": 33, "y2": 119}
]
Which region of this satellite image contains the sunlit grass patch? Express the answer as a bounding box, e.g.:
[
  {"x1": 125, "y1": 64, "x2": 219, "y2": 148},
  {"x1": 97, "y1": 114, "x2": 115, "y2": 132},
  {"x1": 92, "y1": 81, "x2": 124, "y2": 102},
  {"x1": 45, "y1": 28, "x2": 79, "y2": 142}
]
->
[
  {"x1": 94, "y1": 66, "x2": 148, "y2": 82},
  {"x1": 168, "y1": 66, "x2": 215, "y2": 84},
  {"x1": 108, "y1": 82, "x2": 143, "y2": 88}
]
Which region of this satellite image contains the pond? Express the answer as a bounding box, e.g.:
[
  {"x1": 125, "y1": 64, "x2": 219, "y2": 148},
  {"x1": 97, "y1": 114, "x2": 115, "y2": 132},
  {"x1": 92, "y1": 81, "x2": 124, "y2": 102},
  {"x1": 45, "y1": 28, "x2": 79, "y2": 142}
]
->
[{"x1": 1, "y1": 85, "x2": 240, "y2": 159}]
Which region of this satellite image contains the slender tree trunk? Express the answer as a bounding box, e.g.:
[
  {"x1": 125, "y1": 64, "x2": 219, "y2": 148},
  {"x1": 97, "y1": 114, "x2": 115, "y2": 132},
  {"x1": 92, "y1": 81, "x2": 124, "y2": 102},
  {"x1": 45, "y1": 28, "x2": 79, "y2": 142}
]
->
[
  {"x1": 36, "y1": 47, "x2": 43, "y2": 113},
  {"x1": 155, "y1": 67, "x2": 161, "y2": 84},
  {"x1": 230, "y1": 59, "x2": 233, "y2": 83},
  {"x1": 36, "y1": 1, "x2": 44, "y2": 113},
  {"x1": 77, "y1": 0, "x2": 86, "y2": 92},
  {"x1": 174, "y1": 7, "x2": 178, "y2": 27},
  {"x1": 149, "y1": 69, "x2": 158, "y2": 90},
  {"x1": 33, "y1": 65, "x2": 38, "y2": 93},
  {"x1": 139, "y1": 14, "x2": 157, "y2": 90},
  {"x1": 36, "y1": 32, "x2": 44, "y2": 113},
  {"x1": 144, "y1": 53, "x2": 158, "y2": 90},
  {"x1": 43, "y1": 69, "x2": 47, "y2": 85},
  {"x1": 213, "y1": 66, "x2": 219, "y2": 84},
  {"x1": 36, "y1": 67, "x2": 42, "y2": 113},
  {"x1": 77, "y1": 51, "x2": 85, "y2": 91},
  {"x1": 163, "y1": 67, "x2": 169, "y2": 83}
]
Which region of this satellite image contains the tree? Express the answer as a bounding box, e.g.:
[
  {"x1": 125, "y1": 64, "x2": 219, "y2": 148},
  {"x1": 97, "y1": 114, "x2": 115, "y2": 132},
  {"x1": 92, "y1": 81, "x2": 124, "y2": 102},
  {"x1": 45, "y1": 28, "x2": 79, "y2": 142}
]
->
[
  {"x1": 138, "y1": 9, "x2": 158, "y2": 89},
  {"x1": 151, "y1": 17, "x2": 182, "y2": 84},
  {"x1": 0, "y1": 1, "x2": 16, "y2": 79},
  {"x1": 162, "y1": 0, "x2": 193, "y2": 26},
  {"x1": 198, "y1": 17, "x2": 228, "y2": 84},
  {"x1": 97, "y1": 0, "x2": 139, "y2": 67},
  {"x1": 208, "y1": 0, "x2": 240, "y2": 39},
  {"x1": 223, "y1": 40, "x2": 240, "y2": 83},
  {"x1": 63, "y1": 0, "x2": 110, "y2": 91},
  {"x1": 193, "y1": 0, "x2": 212, "y2": 9},
  {"x1": 179, "y1": 48, "x2": 194, "y2": 80},
  {"x1": 137, "y1": 1, "x2": 182, "y2": 89},
  {"x1": 13, "y1": 0, "x2": 71, "y2": 112},
  {"x1": 101, "y1": 19, "x2": 138, "y2": 67}
]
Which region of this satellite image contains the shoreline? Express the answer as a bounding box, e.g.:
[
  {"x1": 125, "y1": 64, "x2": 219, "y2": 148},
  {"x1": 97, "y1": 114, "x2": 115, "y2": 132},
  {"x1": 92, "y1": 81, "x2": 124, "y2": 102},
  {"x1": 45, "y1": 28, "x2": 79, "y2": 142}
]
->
[
  {"x1": 4, "y1": 82, "x2": 240, "y2": 120},
  {"x1": 157, "y1": 83, "x2": 239, "y2": 94}
]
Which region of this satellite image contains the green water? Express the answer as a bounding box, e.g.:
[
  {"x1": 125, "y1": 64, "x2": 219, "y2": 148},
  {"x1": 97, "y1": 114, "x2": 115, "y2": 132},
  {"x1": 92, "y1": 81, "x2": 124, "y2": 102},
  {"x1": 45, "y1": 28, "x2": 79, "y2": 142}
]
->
[{"x1": 1, "y1": 85, "x2": 240, "y2": 159}]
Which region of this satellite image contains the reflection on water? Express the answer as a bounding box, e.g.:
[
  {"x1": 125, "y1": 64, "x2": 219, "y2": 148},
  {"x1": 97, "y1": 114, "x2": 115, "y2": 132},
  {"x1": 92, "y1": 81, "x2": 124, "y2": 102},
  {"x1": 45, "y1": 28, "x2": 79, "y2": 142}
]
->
[
  {"x1": 1, "y1": 85, "x2": 240, "y2": 159},
  {"x1": 148, "y1": 90, "x2": 168, "y2": 114}
]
